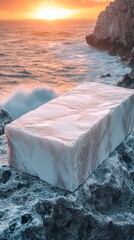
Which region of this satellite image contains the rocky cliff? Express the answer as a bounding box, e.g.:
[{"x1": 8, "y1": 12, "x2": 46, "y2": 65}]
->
[{"x1": 86, "y1": 0, "x2": 134, "y2": 66}]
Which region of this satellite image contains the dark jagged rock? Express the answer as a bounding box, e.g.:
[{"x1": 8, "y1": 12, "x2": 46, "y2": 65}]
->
[
  {"x1": 0, "y1": 132, "x2": 134, "y2": 240},
  {"x1": 86, "y1": 0, "x2": 134, "y2": 66},
  {"x1": 117, "y1": 69, "x2": 134, "y2": 88},
  {"x1": 0, "y1": 107, "x2": 12, "y2": 136},
  {"x1": 100, "y1": 73, "x2": 111, "y2": 79},
  {"x1": 0, "y1": 135, "x2": 7, "y2": 166}
]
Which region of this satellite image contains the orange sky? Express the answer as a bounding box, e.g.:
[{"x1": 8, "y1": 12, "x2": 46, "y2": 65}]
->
[{"x1": 0, "y1": 0, "x2": 111, "y2": 20}]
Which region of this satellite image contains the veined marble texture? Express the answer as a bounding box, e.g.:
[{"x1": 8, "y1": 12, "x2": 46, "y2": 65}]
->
[{"x1": 5, "y1": 83, "x2": 134, "y2": 191}]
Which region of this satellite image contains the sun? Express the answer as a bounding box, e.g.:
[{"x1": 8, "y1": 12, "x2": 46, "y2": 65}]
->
[{"x1": 35, "y1": 7, "x2": 71, "y2": 20}]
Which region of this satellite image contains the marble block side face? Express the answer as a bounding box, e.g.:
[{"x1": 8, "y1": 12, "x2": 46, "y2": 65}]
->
[{"x1": 5, "y1": 83, "x2": 134, "y2": 191}]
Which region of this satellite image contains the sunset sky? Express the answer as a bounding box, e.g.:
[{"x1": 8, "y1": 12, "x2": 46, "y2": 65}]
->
[{"x1": 0, "y1": 0, "x2": 111, "y2": 20}]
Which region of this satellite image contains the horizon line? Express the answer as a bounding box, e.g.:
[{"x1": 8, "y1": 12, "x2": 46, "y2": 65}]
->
[{"x1": 0, "y1": 18, "x2": 97, "y2": 21}]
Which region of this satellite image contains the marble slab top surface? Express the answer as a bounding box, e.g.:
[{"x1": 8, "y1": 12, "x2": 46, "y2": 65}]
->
[{"x1": 6, "y1": 83, "x2": 134, "y2": 144}]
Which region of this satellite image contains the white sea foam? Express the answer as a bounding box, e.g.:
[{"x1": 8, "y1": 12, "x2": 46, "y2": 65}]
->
[
  {"x1": 0, "y1": 19, "x2": 131, "y2": 120},
  {"x1": 3, "y1": 87, "x2": 57, "y2": 120}
]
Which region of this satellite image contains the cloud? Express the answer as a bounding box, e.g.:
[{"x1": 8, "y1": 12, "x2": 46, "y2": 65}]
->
[
  {"x1": 53, "y1": 0, "x2": 110, "y2": 9},
  {"x1": 0, "y1": 0, "x2": 110, "y2": 12},
  {"x1": 0, "y1": 0, "x2": 42, "y2": 12}
]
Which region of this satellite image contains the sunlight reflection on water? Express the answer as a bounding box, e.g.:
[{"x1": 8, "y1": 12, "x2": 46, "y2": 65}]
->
[{"x1": 0, "y1": 19, "x2": 131, "y2": 103}]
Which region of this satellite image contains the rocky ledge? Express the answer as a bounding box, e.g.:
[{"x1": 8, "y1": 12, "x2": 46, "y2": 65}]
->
[
  {"x1": 117, "y1": 69, "x2": 134, "y2": 88},
  {"x1": 0, "y1": 130, "x2": 134, "y2": 239},
  {"x1": 86, "y1": 0, "x2": 134, "y2": 66},
  {"x1": 0, "y1": 108, "x2": 12, "y2": 136}
]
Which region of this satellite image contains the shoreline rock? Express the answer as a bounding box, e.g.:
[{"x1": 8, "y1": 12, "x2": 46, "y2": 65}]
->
[
  {"x1": 0, "y1": 107, "x2": 12, "y2": 136},
  {"x1": 0, "y1": 131, "x2": 134, "y2": 239},
  {"x1": 117, "y1": 69, "x2": 134, "y2": 88},
  {"x1": 0, "y1": 135, "x2": 7, "y2": 166},
  {"x1": 86, "y1": 0, "x2": 134, "y2": 67}
]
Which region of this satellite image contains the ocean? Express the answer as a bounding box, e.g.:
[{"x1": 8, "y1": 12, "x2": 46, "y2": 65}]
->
[{"x1": 0, "y1": 19, "x2": 131, "y2": 119}]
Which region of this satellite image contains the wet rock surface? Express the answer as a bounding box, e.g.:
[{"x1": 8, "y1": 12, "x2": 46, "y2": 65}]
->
[
  {"x1": 100, "y1": 73, "x2": 111, "y2": 79},
  {"x1": 0, "y1": 132, "x2": 134, "y2": 240},
  {"x1": 86, "y1": 0, "x2": 134, "y2": 66},
  {"x1": 0, "y1": 108, "x2": 12, "y2": 135},
  {"x1": 0, "y1": 135, "x2": 7, "y2": 166},
  {"x1": 117, "y1": 69, "x2": 134, "y2": 89}
]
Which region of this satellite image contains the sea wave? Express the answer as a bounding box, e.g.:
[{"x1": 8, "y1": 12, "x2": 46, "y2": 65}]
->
[
  {"x1": 31, "y1": 31, "x2": 50, "y2": 37},
  {"x1": 0, "y1": 73, "x2": 32, "y2": 78},
  {"x1": 31, "y1": 30, "x2": 71, "y2": 38},
  {"x1": 0, "y1": 19, "x2": 131, "y2": 106},
  {"x1": 3, "y1": 87, "x2": 57, "y2": 120},
  {"x1": 0, "y1": 53, "x2": 7, "y2": 57},
  {"x1": 55, "y1": 31, "x2": 72, "y2": 37},
  {"x1": 63, "y1": 41, "x2": 71, "y2": 45},
  {"x1": 0, "y1": 80, "x2": 18, "y2": 85},
  {"x1": 0, "y1": 68, "x2": 34, "y2": 79}
]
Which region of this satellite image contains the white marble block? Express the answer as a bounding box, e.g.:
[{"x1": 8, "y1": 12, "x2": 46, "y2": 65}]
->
[{"x1": 5, "y1": 83, "x2": 134, "y2": 191}]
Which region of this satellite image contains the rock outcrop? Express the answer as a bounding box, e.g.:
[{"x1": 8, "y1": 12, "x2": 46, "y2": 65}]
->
[
  {"x1": 0, "y1": 107, "x2": 12, "y2": 135},
  {"x1": 117, "y1": 69, "x2": 134, "y2": 88},
  {"x1": 0, "y1": 131, "x2": 134, "y2": 240},
  {"x1": 86, "y1": 0, "x2": 134, "y2": 66},
  {"x1": 0, "y1": 135, "x2": 7, "y2": 166}
]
